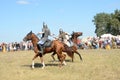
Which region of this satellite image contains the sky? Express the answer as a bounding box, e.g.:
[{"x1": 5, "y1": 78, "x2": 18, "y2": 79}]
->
[{"x1": 0, "y1": 0, "x2": 120, "y2": 43}]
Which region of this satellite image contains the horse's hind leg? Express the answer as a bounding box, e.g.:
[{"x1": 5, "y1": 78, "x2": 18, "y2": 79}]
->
[{"x1": 51, "y1": 52, "x2": 56, "y2": 62}]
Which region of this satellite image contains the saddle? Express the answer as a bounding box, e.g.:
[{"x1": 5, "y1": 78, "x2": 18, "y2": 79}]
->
[
  {"x1": 37, "y1": 39, "x2": 52, "y2": 53},
  {"x1": 43, "y1": 39, "x2": 52, "y2": 48}
]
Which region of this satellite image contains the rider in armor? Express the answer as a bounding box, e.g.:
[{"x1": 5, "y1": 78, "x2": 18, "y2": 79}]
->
[
  {"x1": 37, "y1": 22, "x2": 51, "y2": 53},
  {"x1": 58, "y1": 28, "x2": 72, "y2": 47}
]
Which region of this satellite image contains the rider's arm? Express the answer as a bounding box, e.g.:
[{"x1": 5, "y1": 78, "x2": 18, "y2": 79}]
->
[
  {"x1": 38, "y1": 32, "x2": 44, "y2": 34},
  {"x1": 49, "y1": 33, "x2": 55, "y2": 36},
  {"x1": 65, "y1": 32, "x2": 70, "y2": 36}
]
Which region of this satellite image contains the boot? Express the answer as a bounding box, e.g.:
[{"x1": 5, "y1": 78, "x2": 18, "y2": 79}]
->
[
  {"x1": 39, "y1": 44, "x2": 44, "y2": 54},
  {"x1": 37, "y1": 44, "x2": 43, "y2": 54}
]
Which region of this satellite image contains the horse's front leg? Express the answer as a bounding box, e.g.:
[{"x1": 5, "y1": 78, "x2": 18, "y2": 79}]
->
[
  {"x1": 32, "y1": 53, "x2": 39, "y2": 69},
  {"x1": 59, "y1": 53, "x2": 67, "y2": 67},
  {"x1": 74, "y1": 50, "x2": 83, "y2": 61},
  {"x1": 62, "y1": 52, "x2": 67, "y2": 65},
  {"x1": 63, "y1": 60, "x2": 67, "y2": 65},
  {"x1": 39, "y1": 53, "x2": 45, "y2": 69}
]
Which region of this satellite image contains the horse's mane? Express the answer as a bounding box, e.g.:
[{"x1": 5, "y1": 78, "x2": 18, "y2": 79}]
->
[
  {"x1": 70, "y1": 32, "x2": 75, "y2": 40},
  {"x1": 32, "y1": 33, "x2": 40, "y2": 41}
]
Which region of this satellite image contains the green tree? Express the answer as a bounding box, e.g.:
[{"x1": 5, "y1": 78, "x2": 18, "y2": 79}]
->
[
  {"x1": 93, "y1": 13, "x2": 111, "y2": 37},
  {"x1": 110, "y1": 9, "x2": 120, "y2": 35},
  {"x1": 93, "y1": 9, "x2": 120, "y2": 37}
]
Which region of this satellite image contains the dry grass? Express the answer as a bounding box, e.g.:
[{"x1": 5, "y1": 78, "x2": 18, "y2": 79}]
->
[{"x1": 0, "y1": 49, "x2": 120, "y2": 80}]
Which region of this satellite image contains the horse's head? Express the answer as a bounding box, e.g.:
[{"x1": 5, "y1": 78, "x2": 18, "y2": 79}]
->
[
  {"x1": 71, "y1": 31, "x2": 83, "y2": 38},
  {"x1": 23, "y1": 31, "x2": 33, "y2": 42},
  {"x1": 23, "y1": 31, "x2": 39, "y2": 42},
  {"x1": 71, "y1": 31, "x2": 83, "y2": 44}
]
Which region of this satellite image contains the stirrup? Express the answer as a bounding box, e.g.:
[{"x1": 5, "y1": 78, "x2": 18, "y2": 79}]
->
[{"x1": 38, "y1": 51, "x2": 43, "y2": 54}]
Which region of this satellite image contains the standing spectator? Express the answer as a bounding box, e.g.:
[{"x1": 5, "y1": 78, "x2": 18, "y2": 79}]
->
[
  {"x1": 2, "y1": 43, "x2": 6, "y2": 52},
  {"x1": 0, "y1": 43, "x2": 2, "y2": 51}
]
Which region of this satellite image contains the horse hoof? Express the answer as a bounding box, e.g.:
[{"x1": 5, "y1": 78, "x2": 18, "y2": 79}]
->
[
  {"x1": 63, "y1": 61, "x2": 67, "y2": 65},
  {"x1": 32, "y1": 66, "x2": 34, "y2": 69},
  {"x1": 42, "y1": 67, "x2": 45, "y2": 69}
]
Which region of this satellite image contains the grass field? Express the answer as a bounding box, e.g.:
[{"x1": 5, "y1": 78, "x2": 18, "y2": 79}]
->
[{"x1": 0, "y1": 49, "x2": 120, "y2": 80}]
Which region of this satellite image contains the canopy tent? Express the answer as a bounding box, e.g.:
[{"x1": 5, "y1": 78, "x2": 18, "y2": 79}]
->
[{"x1": 101, "y1": 34, "x2": 115, "y2": 38}]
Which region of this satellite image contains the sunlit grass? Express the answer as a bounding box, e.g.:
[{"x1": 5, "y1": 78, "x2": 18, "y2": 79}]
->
[{"x1": 0, "y1": 49, "x2": 120, "y2": 80}]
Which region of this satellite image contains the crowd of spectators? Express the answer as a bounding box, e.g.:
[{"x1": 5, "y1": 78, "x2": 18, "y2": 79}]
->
[
  {"x1": 0, "y1": 41, "x2": 33, "y2": 52},
  {"x1": 77, "y1": 35, "x2": 120, "y2": 50}
]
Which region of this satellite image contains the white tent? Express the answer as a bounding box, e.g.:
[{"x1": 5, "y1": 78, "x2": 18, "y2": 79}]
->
[{"x1": 101, "y1": 34, "x2": 115, "y2": 38}]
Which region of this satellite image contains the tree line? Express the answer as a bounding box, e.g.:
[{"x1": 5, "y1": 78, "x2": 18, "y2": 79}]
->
[{"x1": 93, "y1": 9, "x2": 120, "y2": 37}]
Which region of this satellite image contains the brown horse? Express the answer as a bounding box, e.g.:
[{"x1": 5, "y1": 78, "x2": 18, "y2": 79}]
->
[
  {"x1": 51, "y1": 31, "x2": 83, "y2": 62},
  {"x1": 71, "y1": 31, "x2": 83, "y2": 60},
  {"x1": 23, "y1": 31, "x2": 66, "y2": 69}
]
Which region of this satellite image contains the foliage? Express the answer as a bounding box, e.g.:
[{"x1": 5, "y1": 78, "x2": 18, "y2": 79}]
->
[{"x1": 93, "y1": 9, "x2": 120, "y2": 37}]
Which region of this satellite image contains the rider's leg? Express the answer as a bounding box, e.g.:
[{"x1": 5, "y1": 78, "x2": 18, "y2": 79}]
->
[
  {"x1": 39, "y1": 44, "x2": 44, "y2": 53},
  {"x1": 37, "y1": 41, "x2": 44, "y2": 54},
  {"x1": 64, "y1": 39, "x2": 70, "y2": 47}
]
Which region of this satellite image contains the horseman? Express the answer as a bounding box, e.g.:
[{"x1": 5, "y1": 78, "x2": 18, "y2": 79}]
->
[
  {"x1": 37, "y1": 22, "x2": 51, "y2": 53},
  {"x1": 58, "y1": 28, "x2": 73, "y2": 47}
]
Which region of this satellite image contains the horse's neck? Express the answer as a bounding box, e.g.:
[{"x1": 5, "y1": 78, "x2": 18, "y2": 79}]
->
[
  {"x1": 72, "y1": 37, "x2": 78, "y2": 44},
  {"x1": 32, "y1": 41, "x2": 37, "y2": 47},
  {"x1": 31, "y1": 37, "x2": 39, "y2": 47}
]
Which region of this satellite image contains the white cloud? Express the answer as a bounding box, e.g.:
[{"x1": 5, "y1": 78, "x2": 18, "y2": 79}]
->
[{"x1": 16, "y1": 0, "x2": 30, "y2": 5}]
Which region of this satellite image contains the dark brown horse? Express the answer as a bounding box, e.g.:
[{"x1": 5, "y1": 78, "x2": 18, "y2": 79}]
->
[
  {"x1": 23, "y1": 31, "x2": 67, "y2": 69},
  {"x1": 51, "y1": 31, "x2": 83, "y2": 62},
  {"x1": 70, "y1": 31, "x2": 83, "y2": 60}
]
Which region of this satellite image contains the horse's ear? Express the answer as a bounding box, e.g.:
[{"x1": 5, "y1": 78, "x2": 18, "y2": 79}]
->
[{"x1": 30, "y1": 31, "x2": 32, "y2": 33}]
